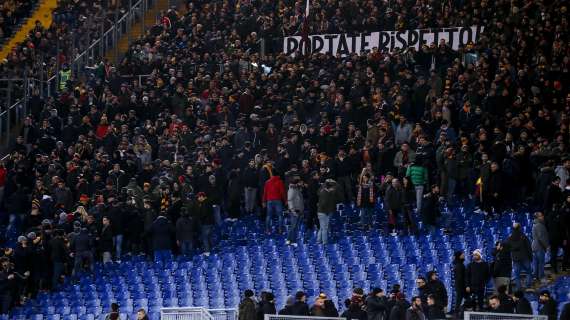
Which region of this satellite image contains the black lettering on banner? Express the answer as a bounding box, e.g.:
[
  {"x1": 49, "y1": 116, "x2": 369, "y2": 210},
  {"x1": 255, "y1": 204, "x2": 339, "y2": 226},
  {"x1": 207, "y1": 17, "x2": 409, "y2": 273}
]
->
[
  {"x1": 350, "y1": 34, "x2": 358, "y2": 53},
  {"x1": 312, "y1": 36, "x2": 324, "y2": 53},
  {"x1": 324, "y1": 34, "x2": 338, "y2": 55},
  {"x1": 379, "y1": 32, "x2": 390, "y2": 52},
  {"x1": 419, "y1": 29, "x2": 428, "y2": 46},
  {"x1": 396, "y1": 31, "x2": 407, "y2": 49},
  {"x1": 360, "y1": 33, "x2": 371, "y2": 52},
  {"x1": 286, "y1": 38, "x2": 299, "y2": 55},
  {"x1": 459, "y1": 27, "x2": 472, "y2": 47},
  {"x1": 390, "y1": 31, "x2": 395, "y2": 51},
  {"x1": 433, "y1": 28, "x2": 443, "y2": 45},
  {"x1": 337, "y1": 33, "x2": 350, "y2": 55},
  {"x1": 446, "y1": 27, "x2": 458, "y2": 49},
  {"x1": 407, "y1": 30, "x2": 419, "y2": 49}
]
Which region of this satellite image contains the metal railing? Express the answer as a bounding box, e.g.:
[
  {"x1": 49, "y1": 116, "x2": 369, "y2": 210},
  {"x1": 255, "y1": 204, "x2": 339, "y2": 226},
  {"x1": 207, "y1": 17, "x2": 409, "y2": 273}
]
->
[
  {"x1": 464, "y1": 312, "x2": 547, "y2": 320},
  {"x1": 161, "y1": 307, "x2": 238, "y2": 320}
]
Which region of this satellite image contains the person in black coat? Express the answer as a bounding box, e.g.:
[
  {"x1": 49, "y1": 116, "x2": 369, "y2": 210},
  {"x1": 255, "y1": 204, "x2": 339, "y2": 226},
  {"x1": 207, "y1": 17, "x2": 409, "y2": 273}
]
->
[
  {"x1": 257, "y1": 292, "x2": 276, "y2": 320},
  {"x1": 366, "y1": 288, "x2": 388, "y2": 320},
  {"x1": 512, "y1": 290, "x2": 532, "y2": 315},
  {"x1": 482, "y1": 162, "x2": 503, "y2": 214},
  {"x1": 426, "y1": 294, "x2": 446, "y2": 320},
  {"x1": 465, "y1": 249, "x2": 490, "y2": 311},
  {"x1": 452, "y1": 251, "x2": 466, "y2": 313},
  {"x1": 560, "y1": 300, "x2": 570, "y2": 320},
  {"x1": 426, "y1": 271, "x2": 448, "y2": 311},
  {"x1": 176, "y1": 211, "x2": 194, "y2": 256},
  {"x1": 340, "y1": 296, "x2": 367, "y2": 320},
  {"x1": 99, "y1": 217, "x2": 114, "y2": 264},
  {"x1": 496, "y1": 285, "x2": 515, "y2": 313},
  {"x1": 538, "y1": 291, "x2": 558, "y2": 320},
  {"x1": 193, "y1": 192, "x2": 215, "y2": 254},
  {"x1": 491, "y1": 241, "x2": 512, "y2": 292},
  {"x1": 421, "y1": 185, "x2": 441, "y2": 232},
  {"x1": 290, "y1": 291, "x2": 310, "y2": 316},
  {"x1": 149, "y1": 214, "x2": 175, "y2": 261},
  {"x1": 488, "y1": 295, "x2": 511, "y2": 314}
]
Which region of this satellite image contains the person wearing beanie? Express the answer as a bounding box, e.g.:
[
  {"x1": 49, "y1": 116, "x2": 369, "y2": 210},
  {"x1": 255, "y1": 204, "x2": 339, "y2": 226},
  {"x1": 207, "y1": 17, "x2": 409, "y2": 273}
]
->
[
  {"x1": 238, "y1": 290, "x2": 257, "y2": 320},
  {"x1": 465, "y1": 249, "x2": 490, "y2": 310},
  {"x1": 538, "y1": 290, "x2": 557, "y2": 320}
]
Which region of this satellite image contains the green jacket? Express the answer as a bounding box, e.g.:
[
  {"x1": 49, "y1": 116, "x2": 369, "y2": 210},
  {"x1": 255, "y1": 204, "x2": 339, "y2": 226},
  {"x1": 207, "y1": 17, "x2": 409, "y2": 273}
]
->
[{"x1": 406, "y1": 165, "x2": 428, "y2": 186}]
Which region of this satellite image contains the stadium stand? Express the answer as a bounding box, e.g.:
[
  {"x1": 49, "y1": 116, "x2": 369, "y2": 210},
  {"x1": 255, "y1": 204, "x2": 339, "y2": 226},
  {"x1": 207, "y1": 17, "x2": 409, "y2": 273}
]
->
[{"x1": 0, "y1": 0, "x2": 569, "y2": 319}]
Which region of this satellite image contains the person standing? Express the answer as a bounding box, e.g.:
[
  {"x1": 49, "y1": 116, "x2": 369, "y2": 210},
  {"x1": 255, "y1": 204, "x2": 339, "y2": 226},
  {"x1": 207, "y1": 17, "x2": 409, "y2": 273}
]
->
[
  {"x1": 421, "y1": 185, "x2": 441, "y2": 233},
  {"x1": 286, "y1": 176, "x2": 304, "y2": 246},
  {"x1": 406, "y1": 161, "x2": 428, "y2": 212},
  {"x1": 239, "y1": 290, "x2": 257, "y2": 320},
  {"x1": 366, "y1": 288, "x2": 388, "y2": 320},
  {"x1": 149, "y1": 213, "x2": 175, "y2": 261},
  {"x1": 452, "y1": 251, "x2": 466, "y2": 314},
  {"x1": 290, "y1": 291, "x2": 310, "y2": 316},
  {"x1": 176, "y1": 210, "x2": 194, "y2": 256},
  {"x1": 357, "y1": 172, "x2": 376, "y2": 230},
  {"x1": 257, "y1": 292, "x2": 276, "y2": 320},
  {"x1": 426, "y1": 271, "x2": 447, "y2": 313},
  {"x1": 70, "y1": 223, "x2": 94, "y2": 275},
  {"x1": 532, "y1": 211, "x2": 549, "y2": 284},
  {"x1": 426, "y1": 294, "x2": 446, "y2": 320},
  {"x1": 384, "y1": 178, "x2": 404, "y2": 235},
  {"x1": 262, "y1": 173, "x2": 286, "y2": 234},
  {"x1": 465, "y1": 249, "x2": 490, "y2": 310},
  {"x1": 242, "y1": 160, "x2": 259, "y2": 216},
  {"x1": 317, "y1": 179, "x2": 343, "y2": 245},
  {"x1": 100, "y1": 217, "x2": 114, "y2": 264},
  {"x1": 405, "y1": 296, "x2": 426, "y2": 320},
  {"x1": 491, "y1": 241, "x2": 512, "y2": 293},
  {"x1": 505, "y1": 223, "x2": 533, "y2": 290},
  {"x1": 49, "y1": 229, "x2": 67, "y2": 289},
  {"x1": 538, "y1": 290, "x2": 558, "y2": 320},
  {"x1": 193, "y1": 192, "x2": 215, "y2": 255}
]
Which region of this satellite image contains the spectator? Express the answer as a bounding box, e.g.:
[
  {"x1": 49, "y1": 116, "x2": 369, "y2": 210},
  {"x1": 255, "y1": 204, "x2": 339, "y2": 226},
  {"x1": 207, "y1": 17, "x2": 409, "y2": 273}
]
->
[
  {"x1": 415, "y1": 276, "x2": 429, "y2": 310},
  {"x1": 238, "y1": 290, "x2": 257, "y2": 320},
  {"x1": 175, "y1": 210, "x2": 194, "y2": 256},
  {"x1": 491, "y1": 241, "x2": 512, "y2": 293},
  {"x1": 290, "y1": 291, "x2": 310, "y2": 316},
  {"x1": 426, "y1": 271, "x2": 447, "y2": 313},
  {"x1": 310, "y1": 296, "x2": 326, "y2": 316},
  {"x1": 357, "y1": 171, "x2": 376, "y2": 230},
  {"x1": 262, "y1": 173, "x2": 286, "y2": 234},
  {"x1": 104, "y1": 303, "x2": 120, "y2": 320},
  {"x1": 365, "y1": 288, "x2": 387, "y2": 320},
  {"x1": 70, "y1": 222, "x2": 94, "y2": 275},
  {"x1": 487, "y1": 295, "x2": 509, "y2": 314},
  {"x1": 506, "y1": 223, "x2": 533, "y2": 290},
  {"x1": 538, "y1": 291, "x2": 558, "y2": 320},
  {"x1": 560, "y1": 295, "x2": 570, "y2": 320},
  {"x1": 257, "y1": 292, "x2": 276, "y2": 320},
  {"x1": 317, "y1": 179, "x2": 343, "y2": 244},
  {"x1": 465, "y1": 249, "x2": 490, "y2": 310},
  {"x1": 547, "y1": 201, "x2": 566, "y2": 274},
  {"x1": 341, "y1": 296, "x2": 367, "y2": 320},
  {"x1": 452, "y1": 251, "x2": 466, "y2": 313},
  {"x1": 99, "y1": 217, "x2": 113, "y2": 264},
  {"x1": 286, "y1": 175, "x2": 304, "y2": 246},
  {"x1": 279, "y1": 296, "x2": 295, "y2": 315},
  {"x1": 405, "y1": 296, "x2": 426, "y2": 320},
  {"x1": 193, "y1": 192, "x2": 215, "y2": 255},
  {"x1": 532, "y1": 211, "x2": 549, "y2": 284},
  {"x1": 496, "y1": 285, "x2": 515, "y2": 314},
  {"x1": 136, "y1": 308, "x2": 149, "y2": 320},
  {"x1": 384, "y1": 178, "x2": 404, "y2": 235},
  {"x1": 421, "y1": 185, "x2": 441, "y2": 233},
  {"x1": 512, "y1": 290, "x2": 532, "y2": 315},
  {"x1": 426, "y1": 294, "x2": 445, "y2": 320},
  {"x1": 149, "y1": 213, "x2": 174, "y2": 261},
  {"x1": 406, "y1": 161, "x2": 428, "y2": 212}
]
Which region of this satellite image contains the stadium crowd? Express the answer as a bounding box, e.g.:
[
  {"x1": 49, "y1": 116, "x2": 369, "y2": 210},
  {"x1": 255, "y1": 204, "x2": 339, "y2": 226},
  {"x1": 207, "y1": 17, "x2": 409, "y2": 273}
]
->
[
  {"x1": 0, "y1": 0, "x2": 36, "y2": 42},
  {"x1": 0, "y1": 0, "x2": 569, "y2": 318}
]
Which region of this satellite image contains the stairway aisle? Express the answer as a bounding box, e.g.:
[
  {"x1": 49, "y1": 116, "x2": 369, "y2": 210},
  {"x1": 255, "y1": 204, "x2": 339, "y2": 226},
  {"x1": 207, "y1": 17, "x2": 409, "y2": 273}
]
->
[
  {"x1": 0, "y1": 0, "x2": 58, "y2": 61},
  {"x1": 105, "y1": 0, "x2": 170, "y2": 63}
]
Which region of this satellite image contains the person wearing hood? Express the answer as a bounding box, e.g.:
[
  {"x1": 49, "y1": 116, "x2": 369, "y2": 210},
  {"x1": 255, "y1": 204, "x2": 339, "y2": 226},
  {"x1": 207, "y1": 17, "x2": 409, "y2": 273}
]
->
[
  {"x1": 317, "y1": 179, "x2": 344, "y2": 244},
  {"x1": 452, "y1": 251, "x2": 466, "y2": 314},
  {"x1": 366, "y1": 288, "x2": 388, "y2": 320},
  {"x1": 149, "y1": 213, "x2": 175, "y2": 261},
  {"x1": 532, "y1": 211, "x2": 549, "y2": 284},
  {"x1": 286, "y1": 176, "x2": 304, "y2": 246},
  {"x1": 465, "y1": 249, "x2": 490, "y2": 310},
  {"x1": 505, "y1": 223, "x2": 533, "y2": 290},
  {"x1": 262, "y1": 173, "x2": 286, "y2": 234}
]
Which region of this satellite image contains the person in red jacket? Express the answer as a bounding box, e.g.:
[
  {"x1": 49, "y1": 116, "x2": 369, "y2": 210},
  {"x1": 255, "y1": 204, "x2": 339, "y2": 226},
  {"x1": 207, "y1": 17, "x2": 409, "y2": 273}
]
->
[{"x1": 262, "y1": 174, "x2": 286, "y2": 234}]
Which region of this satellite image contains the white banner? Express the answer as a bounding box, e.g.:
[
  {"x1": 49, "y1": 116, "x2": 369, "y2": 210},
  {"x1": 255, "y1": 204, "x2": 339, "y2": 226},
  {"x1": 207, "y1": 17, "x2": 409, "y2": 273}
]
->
[{"x1": 283, "y1": 26, "x2": 484, "y2": 56}]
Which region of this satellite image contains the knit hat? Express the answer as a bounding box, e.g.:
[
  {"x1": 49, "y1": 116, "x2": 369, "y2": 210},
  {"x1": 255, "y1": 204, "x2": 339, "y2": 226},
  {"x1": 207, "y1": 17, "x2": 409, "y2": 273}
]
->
[
  {"x1": 31, "y1": 199, "x2": 40, "y2": 208},
  {"x1": 27, "y1": 232, "x2": 37, "y2": 240},
  {"x1": 472, "y1": 249, "x2": 482, "y2": 258},
  {"x1": 18, "y1": 236, "x2": 27, "y2": 243},
  {"x1": 79, "y1": 194, "x2": 90, "y2": 202}
]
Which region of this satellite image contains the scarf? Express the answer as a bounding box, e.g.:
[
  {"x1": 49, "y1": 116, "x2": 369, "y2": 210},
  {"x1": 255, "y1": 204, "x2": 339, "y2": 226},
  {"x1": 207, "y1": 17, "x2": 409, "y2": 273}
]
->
[{"x1": 357, "y1": 183, "x2": 374, "y2": 206}]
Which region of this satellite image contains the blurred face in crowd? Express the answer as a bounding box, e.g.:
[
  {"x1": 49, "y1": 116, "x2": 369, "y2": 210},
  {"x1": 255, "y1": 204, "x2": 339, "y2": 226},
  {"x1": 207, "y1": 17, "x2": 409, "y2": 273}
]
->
[{"x1": 489, "y1": 297, "x2": 500, "y2": 310}]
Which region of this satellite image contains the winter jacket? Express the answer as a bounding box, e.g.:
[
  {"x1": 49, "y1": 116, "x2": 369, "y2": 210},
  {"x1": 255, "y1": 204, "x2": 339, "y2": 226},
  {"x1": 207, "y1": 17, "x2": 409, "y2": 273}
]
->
[
  {"x1": 150, "y1": 216, "x2": 174, "y2": 251},
  {"x1": 238, "y1": 297, "x2": 257, "y2": 320},
  {"x1": 421, "y1": 193, "x2": 440, "y2": 226},
  {"x1": 317, "y1": 184, "x2": 343, "y2": 213},
  {"x1": 99, "y1": 225, "x2": 114, "y2": 253},
  {"x1": 539, "y1": 299, "x2": 558, "y2": 320},
  {"x1": 192, "y1": 199, "x2": 215, "y2": 226},
  {"x1": 257, "y1": 301, "x2": 276, "y2": 320},
  {"x1": 263, "y1": 176, "x2": 286, "y2": 203},
  {"x1": 175, "y1": 216, "x2": 194, "y2": 242},
  {"x1": 290, "y1": 301, "x2": 310, "y2": 316},
  {"x1": 406, "y1": 165, "x2": 428, "y2": 187},
  {"x1": 515, "y1": 297, "x2": 532, "y2": 315},
  {"x1": 492, "y1": 245, "x2": 512, "y2": 278},
  {"x1": 453, "y1": 259, "x2": 466, "y2": 293},
  {"x1": 70, "y1": 229, "x2": 92, "y2": 253},
  {"x1": 287, "y1": 185, "x2": 304, "y2": 214},
  {"x1": 384, "y1": 186, "x2": 404, "y2": 211},
  {"x1": 404, "y1": 307, "x2": 426, "y2": 320},
  {"x1": 366, "y1": 296, "x2": 388, "y2": 320},
  {"x1": 532, "y1": 218, "x2": 549, "y2": 252},
  {"x1": 426, "y1": 305, "x2": 446, "y2": 320},
  {"x1": 465, "y1": 260, "x2": 490, "y2": 290},
  {"x1": 426, "y1": 275, "x2": 448, "y2": 308},
  {"x1": 505, "y1": 229, "x2": 532, "y2": 262}
]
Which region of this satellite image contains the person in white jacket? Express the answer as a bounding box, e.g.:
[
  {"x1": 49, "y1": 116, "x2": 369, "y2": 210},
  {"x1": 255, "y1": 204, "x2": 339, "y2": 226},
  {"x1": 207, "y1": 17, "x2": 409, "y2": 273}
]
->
[{"x1": 286, "y1": 176, "x2": 305, "y2": 246}]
